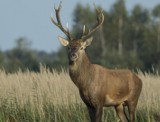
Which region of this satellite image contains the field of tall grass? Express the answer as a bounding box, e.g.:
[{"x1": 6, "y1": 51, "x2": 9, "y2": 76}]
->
[{"x1": 0, "y1": 66, "x2": 159, "y2": 122}]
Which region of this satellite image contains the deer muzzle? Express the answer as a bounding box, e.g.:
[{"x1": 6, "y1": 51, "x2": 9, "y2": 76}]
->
[{"x1": 70, "y1": 53, "x2": 78, "y2": 61}]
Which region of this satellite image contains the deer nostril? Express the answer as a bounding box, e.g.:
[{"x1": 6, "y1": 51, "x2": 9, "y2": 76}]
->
[
  {"x1": 72, "y1": 54, "x2": 77, "y2": 58},
  {"x1": 70, "y1": 53, "x2": 78, "y2": 60}
]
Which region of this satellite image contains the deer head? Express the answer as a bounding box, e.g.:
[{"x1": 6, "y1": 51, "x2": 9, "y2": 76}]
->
[{"x1": 51, "y1": 1, "x2": 104, "y2": 62}]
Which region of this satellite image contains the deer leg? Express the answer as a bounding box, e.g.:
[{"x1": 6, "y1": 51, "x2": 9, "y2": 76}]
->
[
  {"x1": 127, "y1": 101, "x2": 137, "y2": 122},
  {"x1": 115, "y1": 104, "x2": 128, "y2": 122},
  {"x1": 87, "y1": 105, "x2": 103, "y2": 122}
]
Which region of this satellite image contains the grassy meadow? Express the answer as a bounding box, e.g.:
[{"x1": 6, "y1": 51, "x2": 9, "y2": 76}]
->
[{"x1": 0, "y1": 66, "x2": 159, "y2": 122}]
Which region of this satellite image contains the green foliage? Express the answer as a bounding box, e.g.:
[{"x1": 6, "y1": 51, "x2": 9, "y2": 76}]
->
[
  {"x1": 0, "y1": 2, "x2": 160, "y2": 73},
  {"x1": 0, "y1": 103, "x2": 158, "y2": 122},
  {"x1": 0, "y1": 37, "x2": 67, "y2": 72},
  {"x1": 152, "y1": 4, "x2": 160, "y2": 18},
  {"x1": 69, "y1": 1, "x2": 160, "y2": 72},
  {"x1": 0, "y1": 50, "x2": 3, "y2": 68},
  {"x1": 2, "y1": 38, "x2": 39, "y2": 72}
]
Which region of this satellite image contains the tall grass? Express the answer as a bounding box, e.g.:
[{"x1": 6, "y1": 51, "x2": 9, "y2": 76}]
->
[{"x1": 0, "y1": 66, "x2": 159, "y2": 122}]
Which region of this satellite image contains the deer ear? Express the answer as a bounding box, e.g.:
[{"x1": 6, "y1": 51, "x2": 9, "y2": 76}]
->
[
  {"x1": 58, "y1": 36, "x2": 69, "y2": 46},
  {"x1": 84, "y1": 37, "x2": 93, "y2": 47}
]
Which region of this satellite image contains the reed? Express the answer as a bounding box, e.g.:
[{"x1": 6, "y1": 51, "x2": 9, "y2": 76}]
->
[{"x1": 0, "y1": 67, "x2": 159, "y2": 122}]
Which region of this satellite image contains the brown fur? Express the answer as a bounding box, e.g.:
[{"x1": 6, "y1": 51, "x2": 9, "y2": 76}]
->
[{"x1": 69, "y1": 50, "x2": 142, "y2": 122}]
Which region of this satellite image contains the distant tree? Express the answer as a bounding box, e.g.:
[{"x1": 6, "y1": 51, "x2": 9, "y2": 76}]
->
[
  {"x1": 131, "y1": 6, "x2": 159, "y2": 71},
  {"x1": 52, "y1": 46, "x2": 68, "y2": 69},
  {"x1": 0, "y1": 50, "x2": 3, "y2": 68},
  {"x1": 16, "y1": 37, "x2": 32, "y2": 51},
  {"x1": 4, "y1": 38, "x2": 39, "y2": 72},
  {"x1": 110, "y1": 0, "x2": 127, "y2": 56},
  {"x1": 123, "y1": 5, "x2": 151, "y2": 70},
  {"x1": 152, "y1": 4, "x2": 160, "y2": 50}
]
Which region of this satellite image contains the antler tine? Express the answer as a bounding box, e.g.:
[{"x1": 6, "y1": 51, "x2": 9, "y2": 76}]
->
[
  {"x1": 50, "y1": 1, "x2": 72, "y2": 40},
  {"x1": 66, "y1": 22, "x2": 71, "y2": 35},
  {"x1": 81, "y1": 4, "x2": 104, "y2": 41},
  {"x1": 83, "y1": 25, "x2": 86, "y2": 35},
  {"x1": 80, "y1": 25, "x2": 86, "y2": 38},
  {"x1": 54, "y1": 1, "x2": 62, "y2": 26}
]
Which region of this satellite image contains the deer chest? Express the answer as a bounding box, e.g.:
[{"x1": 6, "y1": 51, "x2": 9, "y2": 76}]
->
[{"x1": 79, "y1": 86, "x2": 101, "y2": 107}]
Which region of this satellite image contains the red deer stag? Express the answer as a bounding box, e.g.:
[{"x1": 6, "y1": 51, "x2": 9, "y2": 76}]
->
[{"x1": 51, "y1": 2, "x2": 142, "y2": 122}]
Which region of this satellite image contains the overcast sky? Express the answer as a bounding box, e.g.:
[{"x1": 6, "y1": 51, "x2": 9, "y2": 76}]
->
[{"x1": 0, "y1": 0, "x2": 160, "y2": 53}]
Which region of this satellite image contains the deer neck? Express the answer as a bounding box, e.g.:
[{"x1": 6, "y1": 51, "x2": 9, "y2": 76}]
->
[{"x1": 69, "y1": 52, "x2": 92, "y2": 89}]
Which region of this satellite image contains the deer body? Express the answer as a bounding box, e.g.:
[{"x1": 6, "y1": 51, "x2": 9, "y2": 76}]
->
[
  {"x1": 68, "y1": 49, "x2": 142, "y2": 122},
  {"x1": 70, "y1": 62, "x2": 140, "y2": 107},
  {"x1": 51, "y1": 2, "x2": 142, "y2": 122}
]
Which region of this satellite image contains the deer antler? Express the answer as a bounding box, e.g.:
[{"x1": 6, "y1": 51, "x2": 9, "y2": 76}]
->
[
  {"x1": 50, "y1": 1, "x2": 73, "y2": 40},
  {"x1": 81, "y1": 4, "x2": 104, "y2": 41}
]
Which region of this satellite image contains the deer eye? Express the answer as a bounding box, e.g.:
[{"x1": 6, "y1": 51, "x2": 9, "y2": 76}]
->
[
  {"x1": 80, "y1": 47, "x2": 83, "y2": 50},
  {"x1": 68, "y1": 47, "x2": 71, "y2": 51}
]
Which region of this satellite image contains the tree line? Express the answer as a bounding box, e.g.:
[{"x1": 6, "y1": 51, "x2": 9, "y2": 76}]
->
[{"x1": 0, "y1": 0, "x2": 160, "y2": 73}]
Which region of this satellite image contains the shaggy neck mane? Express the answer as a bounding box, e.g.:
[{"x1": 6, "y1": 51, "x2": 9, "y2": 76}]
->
[{"x1": 69, "y1": 52, "x2": 93, "y2": 89}]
